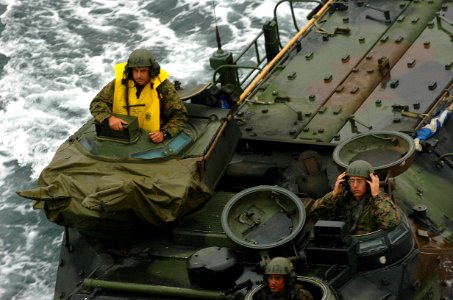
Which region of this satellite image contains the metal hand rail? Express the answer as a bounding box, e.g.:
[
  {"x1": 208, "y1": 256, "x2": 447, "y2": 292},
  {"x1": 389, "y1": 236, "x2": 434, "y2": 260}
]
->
[
  {"x1": 212, "y1": 0, "x2": 328, "y2": 90},
  {"x1": 238, "y1": 0, "x2": 335, "y2": 104}
]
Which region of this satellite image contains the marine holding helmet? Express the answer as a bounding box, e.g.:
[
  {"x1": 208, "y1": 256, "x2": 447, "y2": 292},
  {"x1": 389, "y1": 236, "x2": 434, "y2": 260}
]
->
[
  {"x1": 310, "y1": 160, "x2": 400, "y2": 235},
  {"x1": 260, "y1": 257, "x2": 313, "y2": 300},
  {"x1": 90, "y1": 48, "x2": 188, "y2": 143}
]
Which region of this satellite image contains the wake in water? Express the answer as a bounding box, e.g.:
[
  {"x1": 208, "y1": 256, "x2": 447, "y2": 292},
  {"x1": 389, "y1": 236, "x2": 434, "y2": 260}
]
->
[{"x1": 0, "y1": 0, "x2": 312, "y2": 298}]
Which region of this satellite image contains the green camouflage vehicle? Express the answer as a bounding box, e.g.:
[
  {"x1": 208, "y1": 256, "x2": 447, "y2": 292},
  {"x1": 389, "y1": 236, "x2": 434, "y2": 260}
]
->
[{"x1": 18, "y1": 0, "x2": 453, "y2": 299}]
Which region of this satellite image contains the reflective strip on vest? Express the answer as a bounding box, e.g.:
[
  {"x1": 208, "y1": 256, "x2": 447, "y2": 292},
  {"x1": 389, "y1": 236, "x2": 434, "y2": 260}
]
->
[{"x1": 112, "y1": 62, "x2": 169, "y2": 132}]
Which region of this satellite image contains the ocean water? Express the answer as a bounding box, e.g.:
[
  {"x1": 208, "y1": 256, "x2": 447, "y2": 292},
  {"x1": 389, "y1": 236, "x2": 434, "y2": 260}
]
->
[{"x1": 0, "y1": 0, "x2": 312, "y2": 299}]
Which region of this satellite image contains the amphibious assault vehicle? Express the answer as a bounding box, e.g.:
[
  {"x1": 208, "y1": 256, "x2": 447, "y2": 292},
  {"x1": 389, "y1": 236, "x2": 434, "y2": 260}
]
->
[{"x1": 18, "y1": 0, "x2": 453, "y2": 299}]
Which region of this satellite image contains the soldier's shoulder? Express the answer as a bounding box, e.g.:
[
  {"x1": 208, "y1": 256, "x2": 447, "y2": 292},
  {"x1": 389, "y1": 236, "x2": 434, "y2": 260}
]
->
[
  {"x1": 158, "y1": 79, "x2": 175, "y2": 91},
  {"x1": 298, "y1": 287, "x2": 314, "y2": 300}
]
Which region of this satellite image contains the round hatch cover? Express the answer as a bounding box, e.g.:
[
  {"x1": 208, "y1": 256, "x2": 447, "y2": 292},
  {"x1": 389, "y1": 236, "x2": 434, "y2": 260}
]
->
[
  {"x1": 221, "y1": 185, "x2": 306, "y2": 250},
  {"x1": 333, "y1": 131, "x2": 415, "y2": 178}
]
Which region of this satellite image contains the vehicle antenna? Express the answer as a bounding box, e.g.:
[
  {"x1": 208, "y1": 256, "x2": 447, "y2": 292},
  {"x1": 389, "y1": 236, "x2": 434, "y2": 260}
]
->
[{"x1": 211, "y1": 0, "x2": 223, "y2": 53}]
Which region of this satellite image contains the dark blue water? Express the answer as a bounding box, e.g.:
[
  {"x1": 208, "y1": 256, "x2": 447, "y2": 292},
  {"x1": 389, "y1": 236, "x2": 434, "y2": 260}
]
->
[{"x1": 0, "y1": 1, "x2": 310, "y2": 298}]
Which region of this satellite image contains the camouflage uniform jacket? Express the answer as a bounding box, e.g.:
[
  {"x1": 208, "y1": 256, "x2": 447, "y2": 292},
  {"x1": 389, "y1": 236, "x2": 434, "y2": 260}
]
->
[
  {"x1": 310, "y1": 191, "x2": 400, "y2": 235},
  {"x1": 260, "y1": 284, "x2": 314, "y2": 300},
  {"x1": 89, "y1": 79, "x2": 188, "y2": 138}
]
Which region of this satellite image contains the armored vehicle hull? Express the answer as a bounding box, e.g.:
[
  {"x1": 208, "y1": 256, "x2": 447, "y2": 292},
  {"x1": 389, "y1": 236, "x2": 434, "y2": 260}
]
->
[{"x1": 18, "y1": 0, "x2": 453, "y2": 299}]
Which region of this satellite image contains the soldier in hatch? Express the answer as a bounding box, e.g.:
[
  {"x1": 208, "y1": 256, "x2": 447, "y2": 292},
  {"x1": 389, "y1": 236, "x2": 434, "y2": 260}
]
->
[
  {"x1": 260, "y1": 257, "x2": 313, "y2": 300},
  {"x1": 90, "y1": 48, "x2": 188, "y2": 143},
  {"x1": 310, "y1": 160, "x2": 400, "y2": 235}
]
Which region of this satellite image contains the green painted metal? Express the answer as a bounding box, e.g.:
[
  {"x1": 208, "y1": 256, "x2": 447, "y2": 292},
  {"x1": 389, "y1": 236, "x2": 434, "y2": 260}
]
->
[
  {"x1": 19, "y1": 1, "x2": 453, "y2": 299},
  {"x1": 83, "y1": 279, "x2": 232, "y2": 299},
  {"x1": 221, "y1": 185, "x2": 306, "y2": 250}
]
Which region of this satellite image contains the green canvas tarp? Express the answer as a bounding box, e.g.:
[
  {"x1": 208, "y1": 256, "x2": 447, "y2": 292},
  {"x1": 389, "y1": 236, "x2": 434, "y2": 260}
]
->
[{"x1": 18, "y1": 140, "x2": 211, "y2": 234}]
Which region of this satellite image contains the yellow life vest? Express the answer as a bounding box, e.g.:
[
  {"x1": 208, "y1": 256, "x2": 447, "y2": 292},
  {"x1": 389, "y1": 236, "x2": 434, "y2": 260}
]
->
[{"x1": 112, "y1": 62, "x2": 169, "y2": 132}]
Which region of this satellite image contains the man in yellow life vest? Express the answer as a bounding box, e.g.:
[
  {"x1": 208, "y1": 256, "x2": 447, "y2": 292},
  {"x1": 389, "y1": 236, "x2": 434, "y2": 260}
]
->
[{"x1": 90, "y1": 48, "x2": 188, "y2": 143}]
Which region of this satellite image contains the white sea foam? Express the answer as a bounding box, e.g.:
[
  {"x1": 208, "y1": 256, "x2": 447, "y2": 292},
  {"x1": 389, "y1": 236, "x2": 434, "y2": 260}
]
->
[
  {"x1": 0, "y1": 155, "x2": 10, "y2": 184},
  {"x1": 0, "y1": 223, "x2": 62, "y2": 300}
]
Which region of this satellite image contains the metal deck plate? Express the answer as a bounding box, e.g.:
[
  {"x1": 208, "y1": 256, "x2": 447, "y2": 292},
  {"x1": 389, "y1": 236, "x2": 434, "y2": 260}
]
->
[{"x1": 173, "y1": 191, "x2": 236, "y2": 248}]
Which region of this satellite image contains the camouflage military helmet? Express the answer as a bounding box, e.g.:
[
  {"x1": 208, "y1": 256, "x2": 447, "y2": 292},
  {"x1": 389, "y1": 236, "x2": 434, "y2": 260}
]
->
[
  {"x1": 265, "y1": 257, "x2": 294, "y2": 275},
  {"x1": 346, "y1": 160, "x2": 374, "y2": 178},
  {"x1": 127, "y1": 49, "x2": 156, "y2": 68}
]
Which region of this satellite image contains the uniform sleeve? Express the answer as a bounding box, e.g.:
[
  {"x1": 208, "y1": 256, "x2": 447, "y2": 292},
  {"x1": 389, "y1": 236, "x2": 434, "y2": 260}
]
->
[
  {"x1": 299, "y1": 288, "x2": 314, "y2": 300},
  {"x1": 89, "y1": 79, "x2": 115, "y2": 124},
  {"x1": 297, "y1": 285, "x2": 313, "y2": 300},
  {"x1": 157, "y1": 79, "x2": 189, "y2": 137},
  {"x1": 372, "y1": 193, "x2": 400, "y2": 230},
  {"x1": 310, "y1": 191, "x2": 341, "y2": 220}
]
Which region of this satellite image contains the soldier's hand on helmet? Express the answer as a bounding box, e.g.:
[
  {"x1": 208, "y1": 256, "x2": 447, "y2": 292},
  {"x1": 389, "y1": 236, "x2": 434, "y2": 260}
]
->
[
  {"x1": 149, "y1": 131, "x2": 164, "y2": 143},
  {"x1": 332, "y1": 172, "x2": 347, "y2": 198},
  {"x1": 108, "y1": 115, "x2": 128, "y2": 131},
  {"x1": 367, "y1": 173, "x2": 380, "y2": 198}
]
